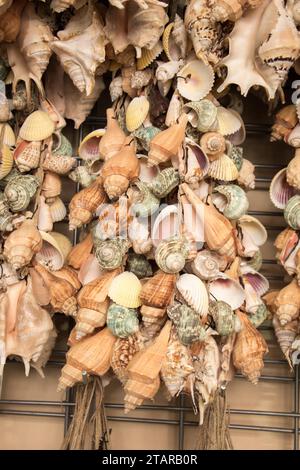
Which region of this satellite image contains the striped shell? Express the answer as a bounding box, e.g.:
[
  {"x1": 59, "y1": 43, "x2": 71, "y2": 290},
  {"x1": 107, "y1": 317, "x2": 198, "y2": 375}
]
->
[
  {"x1": 125, "y1": 96, "x2": 150, "y2": 132},
  {"x1": 167, "y1": 303, "x2": 207, "y2": 345},
  {"x1": 207, "y1": 154, "x2": 239, "y2": 182},
  {"x1": 94, "y1": 237, "x2": 129, "y2": 270},
  {"x1": 107, "y1": 303, "x2": 139, "y2": 338},
  {"x1": 155, "y1": 237, "x2": 189, "y2": 274},
  {"x1": 4, "y1": 174, "x2": 39, "y2": 212},
  {"x1": 19, "y1": 110, "x2": 55, "y2": 141},
  {"x1": 137, "y1": 41, "x2": 163, "y2": 70},
  {"x1": 149, "y1": 167, "x2": 180, "y2": 198},
  {"x1": 108, "y1": 271, "x2": 142, "y2": 308},
  {"x1": 176, "y1": 273, "x2": 209, "y2": 317}
]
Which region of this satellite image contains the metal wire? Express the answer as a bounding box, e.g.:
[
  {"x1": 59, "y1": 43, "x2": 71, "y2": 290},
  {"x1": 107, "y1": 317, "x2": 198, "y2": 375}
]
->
[{"x1": 0, "y1": 120, "x2": 298, "y2": 450}]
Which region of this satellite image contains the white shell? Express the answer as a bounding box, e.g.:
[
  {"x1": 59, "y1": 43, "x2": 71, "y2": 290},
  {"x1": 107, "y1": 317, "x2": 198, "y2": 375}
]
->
[
  {"x1": 176, "y1": 273, "x2": 209, "y2": 317},
  {"x1": 270, "y1": 168, "x2": 297, "y2": 209},
  {"x1": 209, "y1": 274, "x2": 245, "y2": 310},
  {"x1": 238, "y1": 215, "x2": 267, "y2": 257},
  {"x1": 151, "y1": 204, "x2": 180, "y2": 248}
]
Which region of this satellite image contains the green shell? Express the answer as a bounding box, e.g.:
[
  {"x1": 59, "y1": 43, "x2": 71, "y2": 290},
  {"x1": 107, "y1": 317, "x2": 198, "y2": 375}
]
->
[
  {"x1": 167, "y1": 302, "x2": 207, "y2": 345},
  {"x1": 228, "y1": 145, "x2": 243, "y2": 171},
  {"x1": 284, "y1": 195, "x2": 300, "y2": 230},
  {"x1": 4, "y1": 175, "x2": 39, "y2": 212},
  {"x1": 243, "y1": 250, "x2": 263, "y2": 271},
  {"x1": 248, "y1": 303, "x2": 268, "y2": 328},
  {"x1": 131, "y1": 181, "x2": 160, "y2": 218},
  {"x1": 126, "y1": 253, "x2": 153, "y2": 279},
  {"x1": 0, "y1": 59, "x2": 9, "y2": 81},
  {"x1": 0, "y1": 194, "x2": 14, "y2": 231},
  {"x1": 155, "y1": 237, "x2": 189, "y2": 274},
  {"x1": 149, "y1": 168, "x2": 180, "y2": 198},
  {"x1": 94, "y1": 237, "x2": 129, "y2": 270},
  {"x1": 184, "y1": 100, "x2": 218, "y2": 132},
  {"x1": 132, "y1": 126, "x2": 160, "y2": 151},
  {"x1": 209, "y1": 300, "x2": 237, "y2": 336},
  {"x1": 53, "y1": 134, "x2": 73, "y2": 157},
  {"x1": 213, "y1": 184, "x2": 249, "y2": 220},
  {"x1": 107, "y1": 303, "x2": 139, "y2": 338}
]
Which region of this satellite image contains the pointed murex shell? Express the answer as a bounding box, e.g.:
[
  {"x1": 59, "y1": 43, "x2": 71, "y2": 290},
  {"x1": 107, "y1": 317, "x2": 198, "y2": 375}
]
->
[
  {"x1": 212, "y1": 184, "x2": 249, "y2": 219},
  {"x1": 176, "y1": 273, "x2": 209, "y2": 317},
  {"x1": 177, "y1": 60, "x2": 214, "y2": 101},
  {"x1": 51, "y1": 3, "x2": 107, "y2": 95}
]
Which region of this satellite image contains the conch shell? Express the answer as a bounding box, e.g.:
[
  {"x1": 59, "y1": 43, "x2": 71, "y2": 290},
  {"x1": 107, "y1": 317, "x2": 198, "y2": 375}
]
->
[
  {"x1": 274, "y1": 279, "x2": 300, "y2": 325},
  {"x1": 4, "y1": 220, "x2": 42, "y2": 270},
  {"x1": 69, "y1": 178, "x2": 106, "y2": 230}
]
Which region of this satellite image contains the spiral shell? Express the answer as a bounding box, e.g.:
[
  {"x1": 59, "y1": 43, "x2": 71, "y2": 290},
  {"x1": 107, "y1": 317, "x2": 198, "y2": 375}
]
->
[
  {"x1": 212, "y1": 184, "x2": 249, "y2": 219},
  {"x1": 4, "y1": 174, "x2": 39, "y2": 212},
  {"x1": 167, "y1": 303, "x2": 207, "y2": 346},
  {"x1": 155, "y1": 237, "x2": 189, "y2": 274},
  {"x1": 14, "y1": 140, "x2": 41, "y2": 173},
  {"x1": 184, "y1": 99, "x2": 218, "y2": 132},
  {"x1": 284, "y1": 195, "x2": 300, "y2": 230},
  {"x1": 130, "y1": 181, "x2": 160, "y2": 218},
  {"x1": 107, "y1": 303, "x2": 139, "y2": 338},
  {"x1": 209, "y1": 300, "x2": 239, "y2": 336},
  {"x1": 149, "y1": 168, "x2": 180, "y2": 198},
  {"x1": 94, "y1": 237, "x2": 129, "y2": 271},
  {"x1": 200, "y1": 132, "x2": 226, "y2": 160},
  {"x1": 126, "y1": 253, "x2": 153, "y2": 279},
  {"x1": 190, "y1": 249, "x2": 224, "y2": 280}
]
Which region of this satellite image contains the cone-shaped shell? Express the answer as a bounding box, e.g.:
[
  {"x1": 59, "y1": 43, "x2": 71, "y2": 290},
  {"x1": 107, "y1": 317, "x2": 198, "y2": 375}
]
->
[
  {"x1": 57, "y1": 327, "x2": 116, "y2": 391},
  {"x1": 107, "y1": 303, "x2": 139, "y2": 338},
  {"x1": 176, "y1": 273, "x2": 209, "y2": 317},
  {"x1": 19, "y1": 111, "x2": 55, "y2": 142},
  {"x1": 124, "y1": 375, "x2": 160, "y2": 413},
  {"x1": 140, "y1": 270, "x2": 176, "y2": 309},
  {"x1": 67, "y1": 233, "x2": 93, "y2": 270},
  {"x1": 69, "y1": 178, "x2": 106, "y2": 230},
  {"x1": 273, "y1": 316, "x2": 298, "y2": 363},
  {"x1": 233, "y1": 311, "x2": 268, "y2": 384},
  {"x1": 75, "y1": 298, "x2": 109, "y2": 340},
  {"x1": 3, "y1": 220, "x2": 42, "y2": 270},
  {"x1": 177, "y1": 60, "x2": 214, "y2": 101},
  {"x1": 108, "y1": 272, "x2": 142, "y2": 308},
  {"x1": 99, "y1": 108, "x2": 126, "y2": 161},
  {"x1": 274, "y1": 279, "x2": 300, "y2": 325},
  {"x1": 148, "y1": 114, "x2": 188, "y2": 167},
  {"x1": 78, "y1": 129, "x2": 105, "y2": 162},
  {"x1": 126, "y1": 96, "x2": 150, "y2": 132}
]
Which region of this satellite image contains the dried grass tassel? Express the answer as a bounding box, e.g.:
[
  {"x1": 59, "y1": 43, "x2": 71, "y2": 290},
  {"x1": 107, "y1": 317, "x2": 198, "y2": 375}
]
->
[
  {"x1": 61, "y1": 376, "x2": 110, "y2": 450},
  {"x1": 194, "y1": 390, "x2": 233, "y2": 450}
]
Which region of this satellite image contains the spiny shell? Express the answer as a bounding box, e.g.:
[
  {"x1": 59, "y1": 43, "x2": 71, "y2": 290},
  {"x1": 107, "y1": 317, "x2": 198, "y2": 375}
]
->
[
  {"x1": 125, "y1": 96, "x2": 150, "y2": 132},
  {"x1": 108, "y1": 271, "x2": 142, "y2": 308},
  {"x1": 207, "y1": 154, "x2": 239, "y2": 182},
  {"x1": 176, "y1": 273, "x2": 209, "y2": 317},
  {"x1": 167, "y1": 303, "x2": 207, "y2": 345},
  {"x1": 148, "y1": 167, "x2": 180, "y2": 198},
  {"x1": 94, "y1": 237, "x2": 129, "y2": 270},
  {"x1": 177, "y1": 60, "x2": 214, "y2": 101},
  {"x1": 212, "y1": 184, "x2": 249, "y2": 219},
  {"x1": 284, "y1": 195, "x2": 300, "y2": 230},
  {"x1": 107, "y1": 303, "x2": 139, "y2": 338},
  {"x1": 19, "y1": 110, "x2": 55, "y2": 141},
  {"x1": 4, "y1": 174, "x2": 39, "y2": 212},
  {"x1": 155, "y1": 237, "x2": 189, "y2": 274}
]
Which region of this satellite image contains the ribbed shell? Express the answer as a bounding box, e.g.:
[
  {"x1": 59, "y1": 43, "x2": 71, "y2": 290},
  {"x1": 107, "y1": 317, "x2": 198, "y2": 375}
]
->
[
  {"x1": 140, "y1": 270, "x2": 176, "y2": 308},
  {"x1": 176, "y1": 273, "x2": 209, "y2": 317},
  {"x1": 284, "y1": 195, "x2": 300, "y2": 230},
  {"x1": 107, "y1": 303, "x2": 139, "y2": 338},
  {"x1": 94, "y1": 238, "x2": 129, "y2": 270},
  {"x1": 108, "y1": 271, "x2": 142, "y2": 308},
  {"x1": 19, "y1": 111, "x2": 55, "y2": 141}
]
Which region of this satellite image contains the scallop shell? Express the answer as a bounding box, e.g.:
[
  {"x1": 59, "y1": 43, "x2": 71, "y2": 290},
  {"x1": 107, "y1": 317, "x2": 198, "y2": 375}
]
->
[
  {"x1": 155, "y1": 237, "x2": 189, "y2": 274},
  {"x1": 284, "y1": 195, "x2": 300, "y2": 230},
  {"x1": 190, "y1": 249, "x2": 224, "y2": 281},
  {"x1": 209, "y1": 274, "x2": 245, "y2": 310},
  {"x1": 107, "y1": 303, "x2": 139, "y2": 339},
  {"x1": 49, "y1": 197, "x2": 67, "y2": 223},
  {"x1": 241, "y1": 267, "x2": 269, "y2": 297},
  {"x1": 152, "y1": 205, "x2": 180, "y2": 248},
  {"x1": 212, "y1": 184, "x2": 249, "y2": 219},
  {"x1": 137, "y1": 41, "x2": 163, "y2": 70},
  {"x1": 207, "y1": 153, "x2": 239, "y2": 182},
  {"x1": 0, "y1": 144, "x2": 13, "y2": 180},
  {"x1": 176, "y1": 273, "x2": 209, "y2": 317},
  {"x1": 177, "y1": 60, "x2": 214, "y2": 101},
  {"x1": 183, "y1": 100, "x2": 218, "y2": 132},
  {"x1": 108, "y1": 271, "x2": 142, "y2": 308},
  {"x1": 78, "y1": 129, "x2": 105, "y2": 162},
  {"x1": 126, "y1": 96, "x2": 150, "y2": 132},
  {"x1": 0, "y1": 123, "x2": 15, "y2": 147},
  {"x1": 238, "y1": 215, "x2": 267, "y2": 257},
  {"x1": 19, "y1": 110, "x2": 55, "y2": 142},
  {"x1": 94, "y1": 237, "x2": 129, "y2": 270},
  {"x1": 286, "y1": 151, "x2": 300, "y2": 190},
  {"x1": 217, "y1": 107, "x2": 242, "y2": 136},
  {"x1": 35, "y1": 231, "x2": 72, "y2": 271},
  {"x1": 270, "y1": 168, "x2": 297, "y2": 209}
]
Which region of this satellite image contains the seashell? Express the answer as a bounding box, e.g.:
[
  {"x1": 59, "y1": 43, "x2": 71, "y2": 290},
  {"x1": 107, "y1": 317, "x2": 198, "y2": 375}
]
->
[
  {"x1": 126, "y1": 253, "x2": 153, "y2": 279},
  {"x1": 51, "y1": 3, "x2": 106, "y2": 96},
  {"x1": 177, "y1": 60, "x2": 214, "y2": 101},
  {"x1": 270, "y1": 105, "x2": 298, "y2": 142},
  {"x1": 18, "y1": 3, "x2": 53, "y2": 79},
  {"x1": 148, "y1": 114, "x2": 188, "y2": 167},
  {"x1": 180, "y1": 183, "x2": 236, "y2": 260},
  {"x1": 19, "y1": 110, "x2": 55, "y2": 142},
  {"x1": 125, "y1": 96, "x2": 150, "y2": 132},
  {"x1": 209, "y1": 274, "x2": 245, "y2": 310},
  {"x1": 184, "y1": 139, "x2": 210, "y2": 187},
  {"x1": 274, "y1": 227, "x2": 299, "y2": 267},
  {"x1": 233, "y1": 310, "x2": 268, "y2": 384},
  {"x1": 107, "y1": 303, "x2": 139, "y2": 339},
  {"x1": 190, "y1": 249, "x2": 225, "y2": 281},
  {"x1": 228, "y1": 143, "x2": 243, "y2": 171},
  {"x1": 35, "y1": 231, "x2": 71, "y2": 271},
  {"x1": 40, "y1": 98, "x2": 66, "y2": 131},
  {"x1": 248, "y1": 302, "x2": 269, "y2": 328},
  {"x1": 4, "y1": 174, "x2": 39, "y2": 212},
  {"x1": 75, "y1": 291, "x2": 108, "y2": 340},
  {"x1": 156, "y1": 59, "x2": 184, "y2": 84},
  {"x1": 127, "y1": 2, "x2": 168, "y2": 51},
  {"x1": 41, "y1": 171, "x2": 61, "y2": 202},
  {"x1": 128, "y1": 217, "x2": 153, "y2": 255},
  {"x1": 69, "y1": 165, "x2": 96, "y2": 188},
  {"x1": 241, "y1": 266, "x2": 269, "y2": 297},
  {"x1": 111, "y1": 334, "x2": 140, "y2": 384},
  {"x1": 270, "y1": 168, "x2": 296, "y2": 209},
  {"x1": 121, "y1": 64, "x2": 137, "y2": 98},
  {"x1": 274, "y1": 279, "x2": 300, "y2": 325},
  {"x1": 4, "y1": 220, "x2": 42, "y2": 270},
  {"x1": 216, "y1": 107, "x2": 242, "y2": 137},
  {"x1": 104, "y1": 5, "x2": 130, "y2": 55},
  {"x1": 137, "y1": 41, "x2": 163, "y2": 70},
  {"x1": 200, "y1": 132, "x2": 226, "y2": 161},
  {"x1": 155, "y1": 236, "x2": 189, "y2": 274},
  {"x1": 176, "y1": 273, "x2": 209, "y2": 317},
  {"x1": 273, "y1": 316, "x2": 298, "y2": 364},
  {"x1": 165, "y1": 89, "x2": 183, "y2": 128},
  {"x1": 161, "y1": 332, "x2": 194, "y2": 397},
  {"x1": 0, "y1": 197, "x2": 14, "y2": 232},
  {"x1": 94, "y1": 237, "x2": 129, "y2": 270},
  {"x1": 172, "y1": 13, "x2": 187, "y2": 58},
  {"x1": 237, "y1": 158, "x2": 255, "y2": 190},
  {"x1": 49, "y1": 197, "x2": 67, "y2": 223},
  {"x1": 287, "y1": 124, "x2": 300, "y2": 147},
  {"x1": 211, "y1": 0, "x2": 245, "y2": 22},
  {"x1": 14, "y1": 140, "x2": 41, "y2": 173},
  {"x1": 58, "y1": 328, "x2": 116, "y2": 391},
  {"x1": 167, "y1": 303, "x2": 207, "y2": 346},
  {"x1": 140, "y1": 270, "x2": 176, "y2": 314},
  {"x1": 108, "y1": 271, "x2": 142, "y2": 308},
  {"x1": 78, "y1": 129, "x2": 105, "y2": 164},
  {"x1": 109, "y1": 76, "x2": 123, "y2": 102},
  {"x1": 284, "y1": 195, "x2": 300, "y2": 230},
  {"x1": 286, "y1": 150, "x2": 300, "y2": 190},
  {"x1": 133, "y1": 128, "x2": 161, "y2": 154},
  {"x1": 184, "y1": 99, "x2": 218, "y2": 133},
  {"x1": 1, "y1": 262, "x2": 19, "y2": 287},
  {"x1": 50, "y1": 0, "x2": 86, "y2": 13},
  {"x1": 69, "y1": 178, "x2": 106, "y2": 230},
  {"x1": 212, "y1": 184, "x2": 249, "y2": 219},
  {"x1": 0, "y1": 123, "x2": 16, "y2": 147},
  {"x1": 0, "y1": 0, "x2": 26, "y2": 43},
  {"x1": 237, "y1": 215, "x2": 267, "y2": 257},
  {"x1": 67, "y1": 233, "x2": 93, "y2": 270},
  {"x1": 162, "y1": 21, "x2": 183, "y2": 61},
  {"x1": 42, "y1": 146, "x2": 75, "y2": 175},
  {"x1": 101, "y1": 137, "x2": 140, "y2": 200},
  {"x1": 131, "y1": 69, "x2": 152, "y2": 90},
  {"x1": 148, "y1": 168, "x2": 180, "y2": 199},
  {"x1": 209, "y1": 300, "x2": 239, "y2": 336},
  {"x1": 207, "y1": 154, "x2": 239, "y2": 182},
  {"x1": 96, "y1": 195, "x2": 132, "y2": 240},
  {"x1": 0, "y1": 144, "x2": 13, "y2": 180},
  {"x1": 37, "y1": 196, "x2": 53, "y2": 232},
  {"x1": 54, "y1": 266, "x2": 81, "y2": 291}
]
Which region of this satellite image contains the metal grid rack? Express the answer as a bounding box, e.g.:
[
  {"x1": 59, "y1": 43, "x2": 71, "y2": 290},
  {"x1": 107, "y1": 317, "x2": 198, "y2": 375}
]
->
[{"x1": 0, "y1": 115, "x2": 299, "y2": 450}]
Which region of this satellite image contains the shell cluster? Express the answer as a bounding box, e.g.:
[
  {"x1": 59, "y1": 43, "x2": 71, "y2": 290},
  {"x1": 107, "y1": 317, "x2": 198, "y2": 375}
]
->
[{"x1": 2, "y1": 0, "x2": 296, "y2": 438}]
